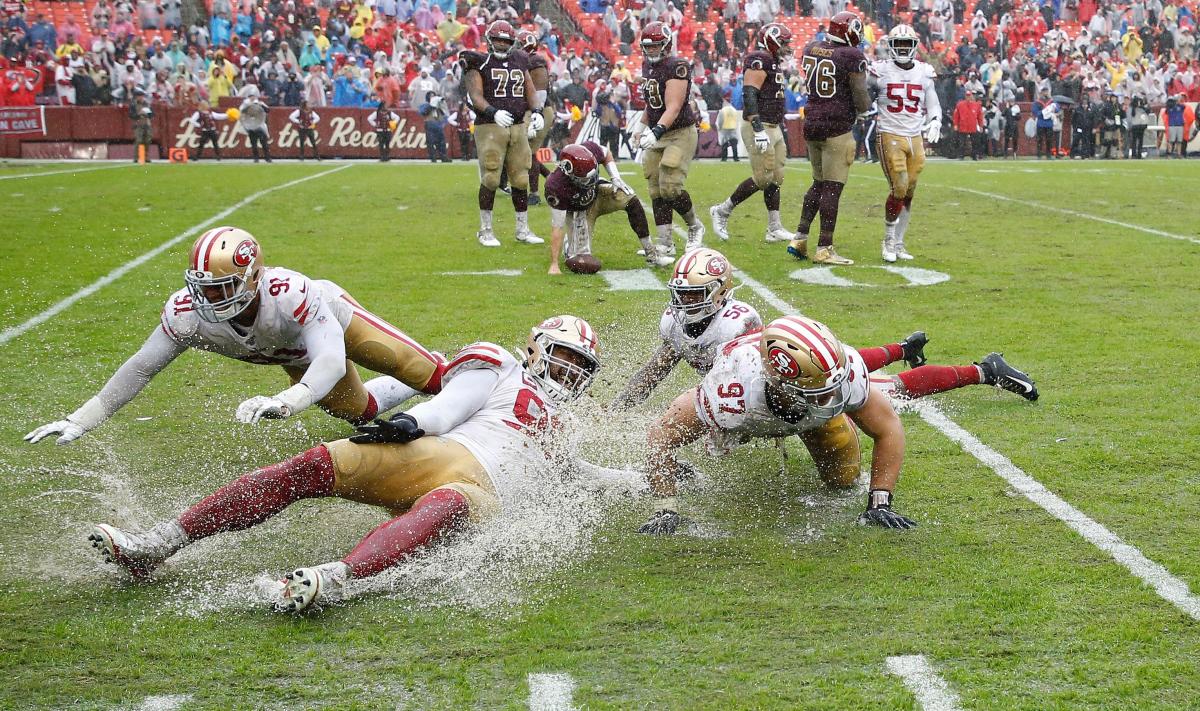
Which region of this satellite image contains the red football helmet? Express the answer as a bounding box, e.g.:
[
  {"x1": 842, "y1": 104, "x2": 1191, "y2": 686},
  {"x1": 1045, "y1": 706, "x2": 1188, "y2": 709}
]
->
[
  {"x1": 640, "y1": 21, "x2": 673, "y2": 64},
  {"x1": 757, "y1": 22, "x2": 793, "y2": 58},
  {"x1": 827, "y1": 11, "x2": 864, "y2": 47},
  {"x1": 486, "y1": 20, "x2": 517, "y2": 58},
  {"x1": 517, "y1": 29, "x2": 538, "y2": 54},
  {"x1": 558, "y1": 144, "x2": 599, "y2": 187}
]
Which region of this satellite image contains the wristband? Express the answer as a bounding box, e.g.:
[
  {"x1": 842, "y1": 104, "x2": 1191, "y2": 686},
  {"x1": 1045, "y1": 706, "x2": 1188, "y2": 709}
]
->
[
  {"x1": 275, "y1": 383, "x2": 315, "y2": 416},
  {"x1": 480, "y1": 105, "x2": 497, "y2": 121},
  {"x1": 605, "y1": 159, "x2": 619, "y2": 178},
  {"x1": 653, "y1": 496, "x2": 678, "y2": 513},
  {"x1": 651, "y1": 124, "x2": 667, "y2": 140},
  {"x1": 868, "y1": 489, "x2": 892, "y2": 509},
  {"x1": 751, "y1": 117, "x2": 765, "y2": 132},
  {"x1": 67, "y1": 396, "x2": 108, "y2": 431}
]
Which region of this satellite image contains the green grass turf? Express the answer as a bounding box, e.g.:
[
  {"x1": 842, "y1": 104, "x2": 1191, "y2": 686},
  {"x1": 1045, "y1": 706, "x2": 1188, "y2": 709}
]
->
[{"x1": 0, "y1": 158, "x2": 1198, "y2": 709}]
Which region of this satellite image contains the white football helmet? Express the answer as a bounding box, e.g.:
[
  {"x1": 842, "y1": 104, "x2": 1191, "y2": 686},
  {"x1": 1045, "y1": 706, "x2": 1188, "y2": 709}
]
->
[
  {"x1": 760, "y1": 315, "x2": 852, "y2": 420},
  {"x1": 524, "y1": 315, "x2": 601, "y2": 403},
  {"x1": 667, "y1": 248, "x2": 735, "y2": 325},
  {"x1": 184, "y1": 226, "x2": 263, "y2": 322},
  {"x1": 887, "y1": 24, "x2": 920, "y2": 65}
]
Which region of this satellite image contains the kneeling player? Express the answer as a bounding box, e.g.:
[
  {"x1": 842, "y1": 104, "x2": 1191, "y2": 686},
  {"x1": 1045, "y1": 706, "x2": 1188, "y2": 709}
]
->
[
  {"x1": 546, "y1": 141, "x2": 673, "y2": 274},
  {"x1": 87, "y1": 316, "x2": 602, "y2": 612},
  {"x1": 25, "y1": 227, "x2": 444, "y2": 445},
  {"x1": 640, "y1": 316, "x2": 917, "y2": 532}
]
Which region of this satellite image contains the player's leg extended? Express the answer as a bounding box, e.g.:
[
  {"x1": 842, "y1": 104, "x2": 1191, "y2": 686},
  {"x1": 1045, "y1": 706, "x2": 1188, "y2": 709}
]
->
[
  {"x1": 507, "y1": 124, "x2": 541, "y2": 243},
  {"x1": 341, "y1": 306, "x2": 445, "y2": 396},
  {"x1": 811, "y1": 132, "x2": 855, "y2": 266},
  {"x1": 878, "y1": 131, "x2": 909, "y2": 262},
  {"x1": 711, "y1": 121, "x2": 765, "y2": 240},
  {"x1": 644, "y1": 145, "x2": 675, "y2": 256},
  {"x1": 763, "y1": 126, "x2": 792, "y2": 242},
  {"x1": 891, "y1": 353, "x2": 1037, "y2": 401},
  {"x1": 613, "y1": 187, "x2": 661, "y2": 264},
  {"x1": 789, "y1": 138, "x2": 825, "y2": 260},
  {"x1": 475, "y1": 124, "x2": 505, "y2": 246},
  {"x1": 659, "y1": 126, "x2": 703, "y2": 248},
  {"x1": 798, "y1": 414, "x2": 862, "y2": 488},
  {"x1": 857, "y1": 331, "x2": 928, "y2": 371},
  {"x1": 894, "y1": 135, "x2": 926, "y2": 259}
]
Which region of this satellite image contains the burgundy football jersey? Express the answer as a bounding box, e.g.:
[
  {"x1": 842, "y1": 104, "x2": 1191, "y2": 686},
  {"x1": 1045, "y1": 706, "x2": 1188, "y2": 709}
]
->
[
  {"x1": 800, "y1": 40, "x2": 867, "y2": 141},
  {"x1": 641, "y1": 57, "x2": 696, "y2": 131},
  {"x1": 742, "y1": 50, "x2": 786, "y2": 125},
  {"x1": 544, "y1": 140, "x2": 606, "y2": 212},
  {"x1": 459, "y1": 49, "x2": 531, "y2": 124}
]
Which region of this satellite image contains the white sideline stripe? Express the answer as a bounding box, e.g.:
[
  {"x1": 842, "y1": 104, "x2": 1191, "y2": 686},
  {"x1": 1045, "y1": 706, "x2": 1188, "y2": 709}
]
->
[
  {"x1": 0, "y1": 163, "x2": 135, "y2": 181},
  {"x1": 885, "y1": 655, "x2": 963, "y2": 711},
  {"x1": 914, "y1": 400, "x2": 1200, "y2": 621},
  {"x1": 133, "y1": 694, "x2": 192, "y2": 711},
  {"x1": 0, "y1": 164, "x2": 351, "y2": 347},
  {"x1": 737, "y1": 270, "x2": 1200, "y2": 621},
  {"x1": 528, "y1": 673, "x2": 577, "y2": 711}
]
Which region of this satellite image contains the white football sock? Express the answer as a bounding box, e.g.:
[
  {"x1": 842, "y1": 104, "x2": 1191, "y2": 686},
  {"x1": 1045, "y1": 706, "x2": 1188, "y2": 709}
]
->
[
  {"x1": 516, "y1": 211, "x2": 529, "y2": 230},
  {"x1": 718, "y1": 198, "x2": 734, "y2": 214},
  {"x1": 895, "y1": 207, "x2": 912, "y2": 241},
  {"x1": 152, "y1": 519, "x2": 189, "y2": 557},
  {"x1": 682, "y1": 210, "x2": 699, "y2": 227},
  {"x1": 656, "y1": 223, "x2": 673, "y2": 246},
  {"x1": 768, "y1": 210, "x2": 783, "y2": 230},
  {"x1": 364, "y1": 376, "x2": 421, "y2": 415},
  {"x1": 479, "y1": 210, "x2": 493, "y2": 231}
]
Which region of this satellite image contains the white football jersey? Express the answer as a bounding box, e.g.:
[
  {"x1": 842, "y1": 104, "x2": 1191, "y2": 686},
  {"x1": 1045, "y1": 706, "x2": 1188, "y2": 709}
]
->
[
  {"x1": 695, "y1": 331, "x2": 871, "y2": 453},
  {"x1": 159, "y1": 266, "x2": 354, "y2": 366},
  {"x1": 438, "y1": 343, "x2": 559, "y2": 499},
  {"x1": 869, "y1": 59, "x2": 939, "y2": 137},
  {"x1": 659, "y1": 298, "x2": 763, "y2": 374}
]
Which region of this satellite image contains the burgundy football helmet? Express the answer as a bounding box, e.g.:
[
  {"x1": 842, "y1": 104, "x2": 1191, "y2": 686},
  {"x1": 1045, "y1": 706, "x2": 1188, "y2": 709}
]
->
[
  {"x1": 640, "y1": 21, "x2": 673, "y2": 64},
  {"x1": 486, "y1": 20, "x2": 517, "y2": 58},
  {"x1": 517, "y1": 28, "x2": 538, "y2": 54},
  {"x1": 757, "y1": 22, "x2": 794, "y2": 58},
  {"x1": 827, "y1": 11, "x2": 864, "y2": 47},
  {"x1": 558, "y1": 144, "x2": 599, "y2": 187}
]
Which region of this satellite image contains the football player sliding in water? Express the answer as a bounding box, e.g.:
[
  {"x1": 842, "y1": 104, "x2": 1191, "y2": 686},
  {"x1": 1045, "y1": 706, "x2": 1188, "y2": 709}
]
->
[
  {"x1": 613, "y1": 247, "x2": 1039, "y2": 412},
  {"x1": 25, "y1": 227, "x2": 444, "y2": 446},
  {"x1": 87, "y1": 316, "x2": 603, "y2": 612},
  {"x1": 545, "y1": 141, "x2": 674, "y2": 275}
]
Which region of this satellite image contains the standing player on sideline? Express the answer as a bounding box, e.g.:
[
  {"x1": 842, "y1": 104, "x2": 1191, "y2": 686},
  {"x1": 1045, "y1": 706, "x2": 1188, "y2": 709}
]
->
[
  {"x1": 85, "y1": 317, "x2": 603, "y2": 612},
  {"x1": 633, "y1": 21, "x2": 705, "y2": 261},
  {"x1": 788, "y1": 11, "x2": 872, "y2": 266},
  {"x1": 520, "y1": 30, "x2": 553, "y2": 206},
  {"x1": 869, "y1": 24, "x2": 941, "y2": 263},
  {"x1": 710, "y1": 23, "x2": 796, "y2": 244},
  {"x1": 544, "y1": 141, "x2": 674, "y2": 274},
  {"x1": 24, "y1": 227, "x2": 445, "y2": 445},
  {"x1": 461, "y1": 20, "x2": 545, "y2": 248}
]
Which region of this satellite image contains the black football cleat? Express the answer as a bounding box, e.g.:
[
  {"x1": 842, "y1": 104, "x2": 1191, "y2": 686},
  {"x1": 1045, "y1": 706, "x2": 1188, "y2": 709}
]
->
[
  {"x1": 901, "y1": 331, "x2": 928, "y2": 368},
  {"x1": 977, "y1": 353, "x2": 1039, "y2": 401}
]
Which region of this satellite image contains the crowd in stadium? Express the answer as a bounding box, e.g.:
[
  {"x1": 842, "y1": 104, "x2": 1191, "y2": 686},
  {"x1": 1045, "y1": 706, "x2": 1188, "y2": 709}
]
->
[{"x1": 2, "y1": 0, "x2": 1196, "y2": 155}]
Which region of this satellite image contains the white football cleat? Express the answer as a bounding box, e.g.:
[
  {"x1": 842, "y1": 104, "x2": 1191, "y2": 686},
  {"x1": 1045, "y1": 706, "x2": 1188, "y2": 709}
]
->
[
  {"x1": 638, "y1": 244, "x2": 677, "y2": 259},
  {"x1": 764, "y1": 226, "x2": 795, "y2": 243},
  {"x1": 685, "y1": 221, "x2": 705, "y2": 250},
  {"x1": 882, "y1": 238, "x2": 898, "y2": 263},
  {"x1": 477, "y1": 229, "x2": 500, "y2": 247},
  {"x1": 709, "y1": 204, "x2": 731, "y2": 240},
  {"x1": 88, "y1": 522, "x2": 185, "y2": 579},
  {"x1": 645, "y1": 251, "x2": 675, "y2": 267},
  {"x1": 515, "y1": 228, "x2": 544, "y2": 245},
  {"x1": 274, "y1": 561, "x2": 350, "y2": 613},
  {"x1": 895, "y1": 242, "x2": 914, "y2": 260}
]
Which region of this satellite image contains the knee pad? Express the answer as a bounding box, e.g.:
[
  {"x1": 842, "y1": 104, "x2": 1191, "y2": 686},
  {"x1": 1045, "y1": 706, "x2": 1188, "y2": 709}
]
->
[
  {"x1": 891, "y1": 171, "x2": 910, "y2": 200},
  {"x1": 509, "y1": 169, "x2": 530, "y2": 191},
  {"x1": 480, "y1": 169, "x2": 501, "y2": 191}
]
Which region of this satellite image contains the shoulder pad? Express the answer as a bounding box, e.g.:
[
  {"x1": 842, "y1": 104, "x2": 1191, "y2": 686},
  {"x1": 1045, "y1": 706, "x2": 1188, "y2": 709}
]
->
[
  {"x1": 262, "y1": 268, "x2": 320, "y2": 326},
  {"x1": 161, "y1": 288, "x2": 200, "y2": 341},
  {"x1": 744, "y1": 51, "x2": 770, "y2": 71},
  {"x1": 671, "y1": 58, "x2": 691, "y2": 80},
  {"x1": 527, "y1": 53, "x2": 547, "y2": 70},
  {"x1": 458, "y1": 50, "x2": 486, "y2": 72},
  {"x1": 444, "y1": 342, "x2": 515, "y2": 380},
  {"x1": 658, "y1": 310, "x2": 676, "y2": 340}
]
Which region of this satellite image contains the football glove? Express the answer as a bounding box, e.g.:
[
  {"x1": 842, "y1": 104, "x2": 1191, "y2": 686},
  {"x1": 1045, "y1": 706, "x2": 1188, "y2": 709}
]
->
[
  {"x1": 638, "y1": 498, "x2": 681, "y2": 535},
  {"x1": 236, "y1": 395, "x2": 291, "y2": 424},
  {"x1": 349, "y1": 412, "x2": 425, "y2": 445},
  {"x1": 638, "y1": 130, "x2": 659, "y2": 151},
  {"x1": 527, "y1": 111, "x2": 545, "y2": 137},
  {"x1": 924, "y1": 121, "x2": 942, "y2": 144},
  {"x1": 610, "y1": 177, "x2": 635, "y2": 196},
  {"x1": 856, "y1": 489, "x2": 918, "y2": 530},
  {"x1": 753, "y1": 130, "x2": 771, "y2": 152},
  {"x1": 24, "y1": 420, "x2": 86, "y2": 446},
  {"x1": 494, "y1": 109, "x2": 515, "y2": 128}
]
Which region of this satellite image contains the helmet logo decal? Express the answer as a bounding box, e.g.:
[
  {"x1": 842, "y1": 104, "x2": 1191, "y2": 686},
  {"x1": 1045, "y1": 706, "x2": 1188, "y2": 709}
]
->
[
  {"x1": 705, "y1": 256, "x2": 728, "y2": 276},
  {"x1": 540, "y1": 316, "x2": 563, "y2": 329},
  {"x1": 232, "y1": 239, "x2": 257, "y2": 268},
  {"x1": 767, "y1": 346, "x2": 800, "y2": 378}
]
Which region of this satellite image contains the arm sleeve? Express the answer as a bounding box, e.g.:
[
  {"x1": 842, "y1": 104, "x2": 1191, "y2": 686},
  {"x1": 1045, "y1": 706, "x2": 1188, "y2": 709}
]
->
[
  {"x1": 290, "y1": 306, "x2": 349, "y2": 405},
  {"x1": 405, "y1": 367, "x2": 498, "y2": 435},
  {"x1": 312, "y1": 111, "x2": 320, "y2": 124},
  {"x1": 92, "y1": 326, "x2": 188, "y2": 417},
  {"x1": 925, "y1": 74, "x2": 942, "y2": 123}
]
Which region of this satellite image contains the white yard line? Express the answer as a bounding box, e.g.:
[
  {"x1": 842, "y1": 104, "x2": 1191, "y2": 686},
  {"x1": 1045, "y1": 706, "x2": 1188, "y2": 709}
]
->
[
  {"x1": 527, "y1": 673, "x2": 577, "y2": 711},
  {"x1": 737, "y1": 270, "x2": 1200, "y2": 621},
  {"x1": 132, "y1": 694, "x2": 192, "y2": 711},
  {"x1": 885, "y1": 655, "x2": 963, "y2": 711},
  {"x1": 0, "y1": 164, "x2": 351, "y2": 347},
  {"x1": 0, "y1": 163, "x2": 136, "y2": 181}
]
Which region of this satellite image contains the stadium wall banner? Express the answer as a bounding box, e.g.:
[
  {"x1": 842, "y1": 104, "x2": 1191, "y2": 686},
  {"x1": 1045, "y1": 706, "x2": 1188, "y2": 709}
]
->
[{"x1": 0, "y1": 106, "x2": 46, "y2": 136}]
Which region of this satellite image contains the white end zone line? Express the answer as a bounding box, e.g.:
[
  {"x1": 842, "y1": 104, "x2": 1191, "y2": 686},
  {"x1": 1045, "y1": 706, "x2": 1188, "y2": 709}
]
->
[
  {"x1": 0, "y1": 163, "x2": 137, "y2": 181},
  {"x1": 0, "y1": 164, "x2": 352, "y2": 347},
  {"x1": 737, "y1": 271, "x2": 1200, "y2": 621},
  {"x1": 528, "y1": 673, "x2": 577, "y2": 711},
  {"x1": 886, "y1": 655, "x2": 963, "y2": 711}
]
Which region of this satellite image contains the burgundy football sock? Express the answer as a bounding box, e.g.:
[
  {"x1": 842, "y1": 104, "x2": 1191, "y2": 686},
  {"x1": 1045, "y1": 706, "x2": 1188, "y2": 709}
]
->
[
  {"x1": 529, "y1": 166, "x2": 542, "y2": 193},
  {"x1": 763, "y1": 183, "x2": 780, "y2": 211},
  {"x1": 885, "y1": 194, "x2": 904, "y2": 222},
  {"x1": 896, "y1": 365, "x2": 982, "y2": 399},
  {"x1": 728, "y1": 177, "x2": 760, "y2": 208},
  {"x1": 903, "y1": 195, "x2": 913, "y2": 209},
  {"x1": 626, "y1": 197, "x2": 651, "y2": 240},
  {"x1": 652, "y1": 197, "x2": 674, "y2": 226},
  {"x1": 672, "y1": 190, "x2": 694, "y2": 218},
  {"x1": 797, "y1": 182, "x2": 821, "y2": 235},
  {"x1": 857, "y1": 343, "x2": 905, "y2": 371},
  {"x1": 538, "y1": 161, "x2": 551, "y2": 177},
  {"x1": 817, "y1": 181, "x2": 845, "y2": 247},
  {"x1": 342, "y1": 488, "x2": 470, "y2": 579},
  {"x1": 478, "y1": 185, "x2": 496, "y2": 211},
  {"x1": 354, "y1": 393, "x2": 379, "y2": 425},
  {"x1": 511, "y1": 187, "x2": 528, "y2": 212},
  {"x1": 178, "y1": 446, "x2": 336, "y2": 541}
]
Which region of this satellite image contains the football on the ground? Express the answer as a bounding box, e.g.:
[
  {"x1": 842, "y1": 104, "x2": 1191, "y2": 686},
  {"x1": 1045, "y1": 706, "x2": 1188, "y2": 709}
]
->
[{"x1": 565, "y1": 254, "x2": 602, "y2": 274}]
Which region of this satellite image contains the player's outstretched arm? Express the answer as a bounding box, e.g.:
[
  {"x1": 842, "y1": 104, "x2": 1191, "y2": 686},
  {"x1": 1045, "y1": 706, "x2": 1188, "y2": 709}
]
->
[
  {"x1": 353, "y1": 368, "x2": 497, "y2": 444},
  {"x1": 640, "y1": 388, "x2": 706, "y2": 534},
  {"x1": 236, "y1": 308, "x2": 348, "y2": 424},
  {"x1": 848, "y1": 388, "x2": 916, "y2": 529},
  {"x1": 25, "y1": 326, "x2": 186, "y2": 445},
  {"x1": 612, "y1": 342, "x2": 683, "y2": 411}
]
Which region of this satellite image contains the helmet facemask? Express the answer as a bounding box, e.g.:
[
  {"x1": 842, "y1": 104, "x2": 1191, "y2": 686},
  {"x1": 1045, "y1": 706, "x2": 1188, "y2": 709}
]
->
[
  {"x1": 642, "y1": 39, "x2": 668, "y2": 64},
  {"x1": 890, "y1": 37, "x2": 918, "y2": 64},
  {"x1": 768, "y1": 365, "x2": 850, "y2": 421},
  {"x1": 529, "y1": 337, "x2": 599, "y2": 403},
  {"x1": 489, "y1": 36, "x2": 513, "y2": 58},
  {"x1": 669, "y1": 281, "x2": 724, "y2": 325},
  {"x1": 184, "y1": 266, "x2": 259, "y2": 323}
]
